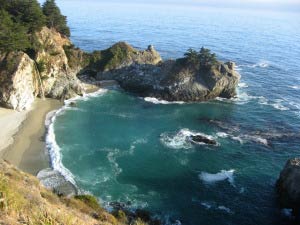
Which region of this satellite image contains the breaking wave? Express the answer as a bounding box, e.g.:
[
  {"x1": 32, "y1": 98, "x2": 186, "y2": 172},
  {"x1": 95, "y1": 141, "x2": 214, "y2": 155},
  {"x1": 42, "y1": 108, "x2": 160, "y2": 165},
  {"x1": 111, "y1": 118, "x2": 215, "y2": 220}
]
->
[
  {"x1": 144, "y1": 97, "x2": 185, "y2": 105},
  {"x1": 160, "y1": 129, "x2": 216, "y2": 150},
  {"x1": 45, "y1": 88, "x2": 108, "y2": 186},
  {"x1": 199, "y1": 169, "x2": 235, "y2": 185}
]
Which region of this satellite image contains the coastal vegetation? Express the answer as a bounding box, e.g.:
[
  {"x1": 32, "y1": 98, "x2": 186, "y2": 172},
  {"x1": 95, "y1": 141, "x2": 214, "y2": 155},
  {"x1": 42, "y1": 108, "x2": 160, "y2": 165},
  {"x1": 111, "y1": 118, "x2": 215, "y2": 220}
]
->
[
  {"x1": 181, "y1": 47, "x2": 218, "y2": 69},
  {"x1": 0, "y1": 160, "x2": 154, "y2": 225},
  {"x1": 0, "y1": 0, "x2": 69, "y2": 53}
]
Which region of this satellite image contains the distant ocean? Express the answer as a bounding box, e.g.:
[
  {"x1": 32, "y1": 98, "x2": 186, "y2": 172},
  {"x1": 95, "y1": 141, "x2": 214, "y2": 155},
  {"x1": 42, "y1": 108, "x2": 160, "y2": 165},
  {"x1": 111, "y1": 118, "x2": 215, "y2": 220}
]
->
[{"x1": 47, "y1": 1, "x2": 300, "y2": 224}]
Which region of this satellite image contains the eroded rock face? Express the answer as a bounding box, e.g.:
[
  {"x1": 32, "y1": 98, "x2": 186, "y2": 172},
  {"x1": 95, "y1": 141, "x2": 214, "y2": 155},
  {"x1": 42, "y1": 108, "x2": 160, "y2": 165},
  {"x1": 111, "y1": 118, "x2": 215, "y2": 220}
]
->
[
  {"x1": 35, "y1": 27, "x2": 84, "y2": 99},
  {"x1": 277, "y1": 158, "x2": 300, "y2": 210},
  {"x1": 97, "y1": 57, "x2": 240, "y2": 102},
  {"x1": 0, "y1": 52, "x2": 40, "y2": 111}
]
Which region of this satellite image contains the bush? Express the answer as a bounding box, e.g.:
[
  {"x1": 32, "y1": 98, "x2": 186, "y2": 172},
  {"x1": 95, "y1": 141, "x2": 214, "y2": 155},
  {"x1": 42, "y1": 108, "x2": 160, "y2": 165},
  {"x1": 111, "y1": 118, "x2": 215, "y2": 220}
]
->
[
  {"x1": 36, "y1": 60, "x2": 46, "y2": 73},
  {"x1": 74, "y1": 195, "x2": 101, "y2": 211}
]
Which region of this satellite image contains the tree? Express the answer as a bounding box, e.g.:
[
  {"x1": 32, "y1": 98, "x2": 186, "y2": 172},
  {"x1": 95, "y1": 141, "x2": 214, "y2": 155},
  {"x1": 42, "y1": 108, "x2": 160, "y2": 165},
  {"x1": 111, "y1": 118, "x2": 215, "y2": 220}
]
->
[
  {"x1": 198, "y1": 47, "x2": 218, "y2": 68},
  {"x1": 0, "y1": 10, "x2": 30, "y2": 52},
  {"x1": 184, "y1": 48, "x2": 199, "y2": 65},
  {"x1": 2, "y1": 0, "x2": 46, "y2": 32},
  {"x1": 42, "y1": 0, "x2": 70, "y2": 37}
]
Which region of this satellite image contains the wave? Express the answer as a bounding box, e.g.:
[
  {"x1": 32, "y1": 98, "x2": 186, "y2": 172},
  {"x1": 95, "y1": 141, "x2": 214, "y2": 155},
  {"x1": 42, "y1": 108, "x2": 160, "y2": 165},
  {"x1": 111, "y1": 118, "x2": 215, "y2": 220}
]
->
[
  {"x1": 160, "y1": 129, "x2": 216, "y2": 150},
  {"x1": 216, "y1": 131, "x2": 269, "y2": 146},
  {"x1": 45, "y1": 88, "x2": 109, "y2": 187},
  {"x1": 45, "y1": 109, "x2": 76, "y2": 185},
  {"x1": 199, "y1": 169, "x2": 235, "y2": 185},
  {"x1": 144, "y1": 97, "x2": 185, "y2": 105},
  {"x1": 238, "y1": 82, "x2": 248, "y2": 88},
  {"x1": 258, "y1": 98, "x2": 289, "y2": 111},
  {"x1": 288, "y1": 85, "x2": 300, "y2": 90},
  {"x1": 107, "y1": 149, "x2": 123, "y2": 176},
  {"x1": 241, "y1": 60, "x2": 270, "y2": 68},
  {"x1": 199, "y1": 201, "x2": 234, "y2": 214}
]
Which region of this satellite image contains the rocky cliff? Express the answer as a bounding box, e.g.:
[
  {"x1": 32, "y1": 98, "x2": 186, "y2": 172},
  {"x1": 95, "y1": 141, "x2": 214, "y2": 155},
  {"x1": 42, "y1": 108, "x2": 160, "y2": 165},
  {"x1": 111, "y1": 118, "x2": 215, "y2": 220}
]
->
[
  {"x1": 0, "y1": 27, "x2": 84, "y2": 111},
  {"x1": 0, "y1": 52, "x2": 40, "y2": 111},
  {"x1": 97, "y1": 54, "x2": 240, "y2": 102},
  {"x1": 277, "y1": 158, "x2": 300, "y2": 218},
  {"x1": 0, "y1": 29, "x2": 239, "y2": 110}
]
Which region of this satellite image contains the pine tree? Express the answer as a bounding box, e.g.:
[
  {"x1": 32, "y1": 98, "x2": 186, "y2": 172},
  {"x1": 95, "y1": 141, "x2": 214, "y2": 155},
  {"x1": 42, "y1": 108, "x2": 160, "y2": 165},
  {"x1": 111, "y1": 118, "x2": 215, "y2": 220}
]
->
[
  {"x1": 2, "y1": 0, "x2": 46, "y2": 32},
  {"x1": 0, "y1": 10, "x2": 30, "y2": 52},
  {"x1": 42, "y1": 0, "x2": 70, "y2": 37}
]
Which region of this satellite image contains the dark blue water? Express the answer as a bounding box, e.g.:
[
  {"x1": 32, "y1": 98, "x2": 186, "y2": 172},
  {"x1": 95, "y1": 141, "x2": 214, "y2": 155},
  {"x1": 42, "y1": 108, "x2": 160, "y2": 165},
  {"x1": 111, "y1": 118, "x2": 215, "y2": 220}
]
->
[{"x1": 50, "y1": 1, "x2": 300, "y2": 224}]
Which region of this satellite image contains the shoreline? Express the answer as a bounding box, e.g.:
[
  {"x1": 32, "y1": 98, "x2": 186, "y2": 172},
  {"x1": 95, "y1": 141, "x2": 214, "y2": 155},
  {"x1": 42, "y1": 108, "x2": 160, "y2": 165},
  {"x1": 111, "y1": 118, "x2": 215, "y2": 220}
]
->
[
  {"x1": 0, "y1": 98, "x2": 62, "y2": 175},
  {"x1": 0, "y1": 83, "x2": 107, "y2": 176}
]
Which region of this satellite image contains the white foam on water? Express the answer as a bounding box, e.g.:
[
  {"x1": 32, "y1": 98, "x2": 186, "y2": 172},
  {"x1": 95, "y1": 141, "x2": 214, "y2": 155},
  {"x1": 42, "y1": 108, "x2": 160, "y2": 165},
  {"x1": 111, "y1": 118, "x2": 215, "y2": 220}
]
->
[
  {"x1": 242, "y1": 135, "x2": 269, "y2": 146},
  {"x1": 289, "y1": 85, "x2": 300, "y2": 90},
  {"x1": 258, "y1": 98, "x2": 289, "y2": 111},
  {"x1": 217, "y1": 206, "x2": 234, "y2": 214},
  {"x1": 45, "y1": 88, "x2": 109, "y2": 186},
  {"x1": 144, "y1": 97, "x2": 185, "y2": 105},
  {"x1": 247, "y1": 60, "x2": 270, "y2": 68},
  {"x1": 201, "y1": 201, "x2": 213, "y2": 209},
  {"x1": 238, "y1": 82, "x2": 248, "y2": 88},
  {"x1": 107, "y1": 149, "x2": 123, "y2": 175},
  {"x1": 216, "y1": 132, "x2": 230, "y2": 138},
  {"x1": 160, "y1": 129, "x2": 216, "y2": 150},
  {"x1": 199, "y1": 169, "x2": 235, "y2": 185}
]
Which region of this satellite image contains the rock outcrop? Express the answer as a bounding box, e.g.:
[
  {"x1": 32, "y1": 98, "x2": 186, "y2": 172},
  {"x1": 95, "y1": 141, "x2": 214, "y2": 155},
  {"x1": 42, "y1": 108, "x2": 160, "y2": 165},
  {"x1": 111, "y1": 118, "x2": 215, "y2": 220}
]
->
[
  {"x1": 97, "y1": 55, "x2": 240, "y2": 102},
  {"x1": 277, "y1": 158, "x2": 300, "y2": 217},
  {"x1": 35, "y1": 27, "x2": 84, "y2": 100},
  {"x1": 0, "y1": 27, "x2": 85, "y2": 111},
  {"x1": 1, "y1": 31, "x2": 239, "y2": 110},
  {"x1": 81, "y1": 42, "x2": 162, "y2": 75},
  {"x1": 0, "y1": 52, "x2": 41, "y2": 110}
]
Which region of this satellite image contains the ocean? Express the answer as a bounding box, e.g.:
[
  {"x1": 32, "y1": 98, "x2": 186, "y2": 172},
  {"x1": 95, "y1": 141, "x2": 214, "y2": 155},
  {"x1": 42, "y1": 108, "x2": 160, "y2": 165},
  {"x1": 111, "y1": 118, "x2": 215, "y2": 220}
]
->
[{"x1": 47, "y1": 1, "x2": 300, "y2": 224}]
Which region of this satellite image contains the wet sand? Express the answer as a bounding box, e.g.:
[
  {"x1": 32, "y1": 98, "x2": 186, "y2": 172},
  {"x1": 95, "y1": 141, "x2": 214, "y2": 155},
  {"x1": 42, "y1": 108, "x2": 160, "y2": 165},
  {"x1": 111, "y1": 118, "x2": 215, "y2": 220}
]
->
[{"x1": 0, "y1": 98, "x2": 62, "y2": 175}]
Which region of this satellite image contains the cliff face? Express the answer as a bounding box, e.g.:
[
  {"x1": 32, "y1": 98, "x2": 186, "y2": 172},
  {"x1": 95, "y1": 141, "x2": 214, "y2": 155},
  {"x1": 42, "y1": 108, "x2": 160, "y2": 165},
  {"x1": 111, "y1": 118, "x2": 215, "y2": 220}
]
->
[
  {"x1": 0, "y1": 27, "x2": 84, "y2": 111},
  {"x1": 0, "y1": 30, "x2": 239, "y2": 110},
  {"x1": 35, "y1": 27, "x2": 84, "y2": 100},
  {"x1": 277, "y1": 158, "x2": 300, "y2": 210},
  {"x1": 0, "y1": 52, "x2": 40, "y2": 111}
]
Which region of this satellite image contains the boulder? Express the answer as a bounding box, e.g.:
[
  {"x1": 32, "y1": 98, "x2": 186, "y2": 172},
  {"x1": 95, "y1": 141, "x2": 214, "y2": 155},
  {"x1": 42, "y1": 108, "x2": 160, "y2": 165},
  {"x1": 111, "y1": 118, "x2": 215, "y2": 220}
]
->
[
  {"x1": 277, "y1": 158, "x2": 300, "y2": 217},
  {"x1": 190, "y1": 135, "x2": 217, "y2": 145}
]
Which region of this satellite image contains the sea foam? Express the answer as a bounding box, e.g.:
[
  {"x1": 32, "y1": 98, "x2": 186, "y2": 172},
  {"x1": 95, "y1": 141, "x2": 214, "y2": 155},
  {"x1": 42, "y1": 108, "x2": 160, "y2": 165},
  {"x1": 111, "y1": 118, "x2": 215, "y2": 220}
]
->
[
  {"x1": 160, "y1": 129, "x2": 215, "y2": 150},
  {"x1": 199, "y1": 169, "x2": 235, "y2": 185},
  {"x1": 45, "y1": 88, "x2": 108, "y2": 186},
  {"x1": 144, "y1": 97, "x2": 185, "y2": 105}
]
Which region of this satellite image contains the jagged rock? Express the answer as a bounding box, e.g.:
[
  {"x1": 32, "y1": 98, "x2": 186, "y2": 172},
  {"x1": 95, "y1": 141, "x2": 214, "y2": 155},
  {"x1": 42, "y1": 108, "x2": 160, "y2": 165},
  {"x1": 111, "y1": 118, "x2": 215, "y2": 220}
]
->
[
  {"x1": 0, "y1": 52, "x2": 41, "y2": 110},
  {"x1": 35, "y1": 27, "x2": 84, "y2": 99},
  {"x1": 277, "y1": 158, "x2": 300, "y2": 219},
  {"x1": 97, "y1": 55, "x2": 240, "y2": 102},
  {"x1": 37, "y1": 168, "x2": 77, "y2": 197},
  {"x1": 190, "y1": 135, "x2": 217, "y2": 145}
]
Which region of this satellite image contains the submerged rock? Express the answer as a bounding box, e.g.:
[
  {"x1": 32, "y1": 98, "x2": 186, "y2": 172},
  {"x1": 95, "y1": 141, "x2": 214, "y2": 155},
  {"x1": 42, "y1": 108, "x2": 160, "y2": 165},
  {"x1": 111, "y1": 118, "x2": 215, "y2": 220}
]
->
[
  {"x1": 37, "y1": 168, "x2": 77, "y2": 197},
  {"x1": 277, "y1": 158, "x2": 300, "y2": 219},
  {"x1": 190, "y1": 135, "x2": 217, "y2": 145}
]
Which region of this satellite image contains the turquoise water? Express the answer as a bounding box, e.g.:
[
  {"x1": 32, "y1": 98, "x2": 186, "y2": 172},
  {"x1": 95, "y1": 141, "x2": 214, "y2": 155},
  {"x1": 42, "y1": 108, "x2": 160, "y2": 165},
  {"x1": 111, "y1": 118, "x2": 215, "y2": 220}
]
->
[{"x1": 50, "y1": 1, "x2": 300, "y2": 224}]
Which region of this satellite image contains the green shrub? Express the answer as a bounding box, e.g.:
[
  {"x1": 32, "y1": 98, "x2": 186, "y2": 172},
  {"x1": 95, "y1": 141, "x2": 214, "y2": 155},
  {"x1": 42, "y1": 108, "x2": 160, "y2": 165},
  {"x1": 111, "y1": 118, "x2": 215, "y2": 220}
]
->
[{"x1": 74, "y1": 195, "x2": 101, "y2": 211}]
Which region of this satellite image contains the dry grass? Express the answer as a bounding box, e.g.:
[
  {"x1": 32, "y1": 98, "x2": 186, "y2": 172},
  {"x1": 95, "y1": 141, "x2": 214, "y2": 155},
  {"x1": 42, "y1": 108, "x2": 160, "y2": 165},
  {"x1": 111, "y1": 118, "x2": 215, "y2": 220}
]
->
[{"x1": 0, "y1": 160, "x2": 152, "y2": 225}]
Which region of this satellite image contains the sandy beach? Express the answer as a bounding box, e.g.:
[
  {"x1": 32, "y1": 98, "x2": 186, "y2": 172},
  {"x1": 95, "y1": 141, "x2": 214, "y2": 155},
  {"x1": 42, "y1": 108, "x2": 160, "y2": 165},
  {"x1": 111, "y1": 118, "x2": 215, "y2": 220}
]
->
[{"x1": 0, "y1": 98, "x2": 62, "y2": 175}]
